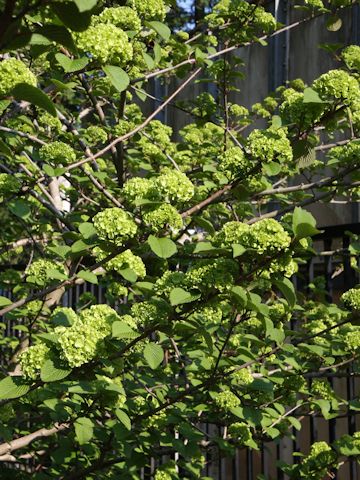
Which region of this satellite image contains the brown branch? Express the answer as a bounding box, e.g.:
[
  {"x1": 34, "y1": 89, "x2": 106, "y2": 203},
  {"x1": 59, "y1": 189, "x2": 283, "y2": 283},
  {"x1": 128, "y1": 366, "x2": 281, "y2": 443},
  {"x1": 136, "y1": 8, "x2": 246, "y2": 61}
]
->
[
  {"x1": 63, "y1": 67, "x2": 202, "y2": 172},
  {"x1": 0, "y1": 423, "x2": 69, "y2": 458}
]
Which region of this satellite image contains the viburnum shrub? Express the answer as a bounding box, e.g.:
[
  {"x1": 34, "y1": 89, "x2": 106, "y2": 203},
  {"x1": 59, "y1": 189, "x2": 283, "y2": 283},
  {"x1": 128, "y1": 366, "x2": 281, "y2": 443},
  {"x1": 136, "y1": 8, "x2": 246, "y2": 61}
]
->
[{"x1": 0, "y1": 0, "x2": 359, "y2": 478}]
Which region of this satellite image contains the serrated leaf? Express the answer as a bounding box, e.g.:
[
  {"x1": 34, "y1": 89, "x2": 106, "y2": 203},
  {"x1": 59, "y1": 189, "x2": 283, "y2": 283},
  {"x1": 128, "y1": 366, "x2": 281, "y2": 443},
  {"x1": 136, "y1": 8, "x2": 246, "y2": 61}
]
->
[
  {"x1": 112, "y1": 321, "x2": 138, "y2": 339},
  {"x1": 0, "y1": 296, "x2": 12, "y2": 307},
  {"x1": 0, "y1": 376, "x2": 30, "y2": 400},
  {"x1": 77, "y1": 270, "x2": 98, "y2": 284},
  {"x1": 36, "y1": 25, "x2": 76, "y2": 52},
  {"x1": 292, "y1": 206, "x2": 321, "y2": 238},
  {"x1": 52, "y1": 3, "x2": 92, "y2": 31},
  {"x1": 74, "y1": 0, "x2": 98, "y2": 12},
  {"x1": 231, "y1": 286, "x2": 247, "y2": 308},
  {"x1": 46, "y1": 268, "x2": 68, "y2": 281},
  {"x1": 116, "y1": 409, "x2": 131, "y2": 430},
  {"x1": 74, "y1": 417, "x2": 94, "y2": 445},
  {"x1": 103, "y1": 65, "x2": 129, "y2": 93},
  {"x1": 148, "y1": 235, "x2": 177, "y2": 259},
  {"x1": 12, "y1": 83, "x2": 56, "y2": 116},
  {"x1": 40, "y1": 357, "x2": 72, "y2": 382},
  {"x1": 326, "y1": 15, "x2": 342, "y2": 32},
  {"x1": 232, "y1": 244, "x2": 246, "y2": 258},
  {"x1": 146, "y1": 21, "x2": 171, "y2": 41},
  {"x1": 303, "y1": 87, "x2": 324, "y2": 104},
  {"x1": 78, "y1": 222, "x2": 97, "y2": 239},
  {"x1": 8, "y1": 199, "x2": 31, "y2": 219},
  {"x1": 170, "y1": 287, "x2": 200, "y2": 306},
  {"x1": 55, "y1": 53, "x2": 88, "y2": 73},
  {"x1": 143, "y1": 342, "x2": 164, "y2": 369},
  {"x1": 273, "y1": 278, "x2": 296, "y2": 307}
]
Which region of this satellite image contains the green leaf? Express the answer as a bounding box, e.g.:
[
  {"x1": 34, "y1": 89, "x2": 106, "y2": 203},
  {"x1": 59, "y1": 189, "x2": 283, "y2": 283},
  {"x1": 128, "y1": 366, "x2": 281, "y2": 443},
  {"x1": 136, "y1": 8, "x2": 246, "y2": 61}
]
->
[
  {"x1": 74, "y1": 417, "x2": 94, "y2": 445},
  {"x1": 74, "y1": 0, "x2": 98, "y2": 12},
  {"x1": 119, "y1": 268, "x2": 138, "y2": 283},
  {"x1": 170, "y1": 287, "x2": 200, "y2": 306},
  {"x1": 146, "y1": 21, "x2": 171, "y2": 41},
  {"x1": 103, "y1": 65, "x2": 129, "y2": 93},
  {"x1": 143, "y1": 342, "x2": 164, "y2": 369},
  {"x1": 12, "y1": 83, "x2": 56, "y2": 116},
  {"x1": 263, "y1": 161, "x2": 281, "y2": 176},
  {"x1": 46, "y1": 268, "x2": 68, "y2": 281},
  {"x1": 303, "y1": 87, "x2": 324, "y2": 104},
  {"x1": 0, "y1": 376, "x2": 30, "y2": 400},
  {"x1": 112, "y1": 321, "x2": 138, "y2": 339},
  {"x1": 8, "y1": 199, "x2": 31, "y2": 219},
  {"x1": 52, "y1": 3, "x2": 93, "y2": 31},
  {"x1": 142, "y1": 52, "x2": 155, "y2": 70},
  {"x1": 42, "y1": 164, "x2": 56, "y2": 176},
  {"x1": 77, "y1": 270, "x2": 98, "y2": 284},
  {"x1": 273, "y1": 278, "x2": 296, "y2": 307},
  {"x1": 116, "y1": 409, "x2": 131, "y2": 430},
  {"x1": 232, "y1": 244, "x2": 246, "y2": 258},
  {"x1": 40, "y1": 357, "x2": 72, "y2": 382},
  {"x1": 231, "y1": 286, "x2": 247, "y2": 308},
  {"x1": 55, "y1": 53, "x2": 89, "y2": 73},
  {"x1": 292, "y1": 206, "x2": 321, "y2": 238},
  {"x1": 326, "y1": 15, "x2": 342, "y2": 32},
  {"x1": 148, "y1": 235, "x2": 177, "y2": 259},
  {"x1": 36, "y1": 25, "x2": 76, "y2": 52},
  {"x1": 78, "y1": 222, "x2": 97, "y2": 239},
  {"x1": 0, "y1": 296, "x2": 12, "y2": 307}
]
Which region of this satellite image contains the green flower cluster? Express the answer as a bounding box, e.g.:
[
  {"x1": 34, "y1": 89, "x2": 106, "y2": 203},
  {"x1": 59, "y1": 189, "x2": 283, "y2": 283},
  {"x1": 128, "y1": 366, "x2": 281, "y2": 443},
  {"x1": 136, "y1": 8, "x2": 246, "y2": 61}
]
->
[
  {"x1": 214, "y1": 390, "x2": 240, "y2": 410},
  {"x1": 83, "y1": 125, "x2": 108, "y2": 146},
  {"x1": 19, "y1": 343, "x2": 50, "y2": 380},
  {"x1": 232, "y1": 368, "x2": 253, "y2": 385},
  {"x1": 155, "y1": 168, "x2": 194, "y2": 203},
  {"x1": 345, "y1": 329, "x2": 360, "y2": 351},
  {"x1": 328, "y1": 141, "x2": 360, "y2": 166},
  {"x1": 131, "y1": 299, "x2": 169, "y2": 326},
  {"x1": 26, "y1": 259, "x2": 65, "y2": 284},
  {"x1": 215, "y1": 219, "x2": 291, "y2": 255},
  {"x1": 154, "y1": 470, "x2": 172, "y2": 480},
  {"x1": 311, "y1": 379, "x2": 333, "y2": 400},
  {"x1": 123, "y1": 177, "x2": 158, "y2": 202},
  {"x1": 341, "y1": 288, "x2": 360, "y2": 311},
  {"x1": 107, "y1": 282, "x2": 128, "y2": 299},
  {"x1": 37, "y1": 112, "x2": 62, "y2": 133},
  {"x1": 93, "y1": 247, "x2": 146, "y2": 277},
  {"x1": 298, "y1": 442, "x2": 336, "y2": 479},
  {"x1": 312, "y1": 69, "x2": 359, "y2": 105},
  {"x1": 206, "y1": 0, "x2": 276, "y2": 35},
  {"x1": 280, "y1": 88, "x2": 323, "y2": 127},
  {"x1": 155, "y1": 271, "x2": 186, "y2": 296},
  {"x1": 39, "y1": 141, "x2": 76, "y2": 165},
  {"x1": 94, "y1": 6, "x2": 142, "y2": 31},
  {"x1": 342, "y1": 45, "x2": 360, "y2": 71},
  {"x1": 56, "y1": 305, "x2": 119, "y2": 367},
  {"x1": 93, "y1": 208, "x2": 138, "y2": 246},
  {"x1": 192, "y1": 305, "x2": 223, "y2": 324},
  {"x1": 229, "y1": 422, "x2": 252, "y2": 444},
  {"x1": 0, "y1": 173, "x2": 20, "y2": 197},
  {"x1": 128, "y1": 0, "x2": 167, "y2": 21},
  {"x1": 75, "y1": 24, "x2": 133, "y2": 66},
  {"x1": 0, "y1": 58, "x2": 37, "y2": 96},
  {"x1": 218, "y1": 146, "x2": 249, "y2": 180},
  {"x1": 247, "y1": 127, "x2": 293, "y2": 164},
  {"x1": 185, "y1": 258, "x2": 239, "y2": 292},
  {"x1": 143, "y1": 204, "x2": 183, "y2": 232}
]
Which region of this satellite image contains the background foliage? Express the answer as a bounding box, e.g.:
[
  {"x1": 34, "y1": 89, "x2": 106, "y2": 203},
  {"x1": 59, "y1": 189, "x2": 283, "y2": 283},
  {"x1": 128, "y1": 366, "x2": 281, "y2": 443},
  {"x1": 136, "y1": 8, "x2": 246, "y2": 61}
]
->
[{"x1": 0, "y1": 0, "x2": 359, "y2": 478}]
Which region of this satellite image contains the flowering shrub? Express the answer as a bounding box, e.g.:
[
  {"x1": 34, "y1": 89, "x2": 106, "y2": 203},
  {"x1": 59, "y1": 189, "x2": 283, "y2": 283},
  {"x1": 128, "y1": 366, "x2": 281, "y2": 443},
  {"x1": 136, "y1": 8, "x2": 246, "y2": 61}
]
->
[{"x1": 0, "y1": 1, "x2": 359, "y2": 478}]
